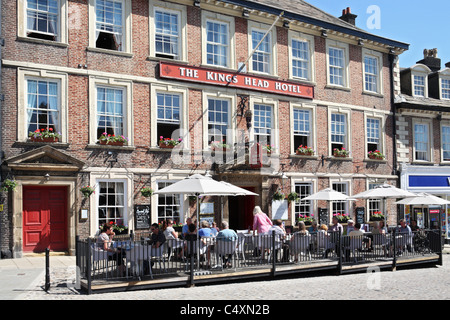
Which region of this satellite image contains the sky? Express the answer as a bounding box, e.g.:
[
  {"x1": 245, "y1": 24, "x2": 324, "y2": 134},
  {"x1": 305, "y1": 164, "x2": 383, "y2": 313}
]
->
[{"x1": 305, "y1": 0, "x2": 450, "y2": 69}]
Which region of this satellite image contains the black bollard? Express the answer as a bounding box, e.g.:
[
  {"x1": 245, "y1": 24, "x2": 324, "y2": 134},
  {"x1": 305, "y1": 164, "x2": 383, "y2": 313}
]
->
[{"x1": 45, "y1": 248, "x2": 50, "y2": 292}]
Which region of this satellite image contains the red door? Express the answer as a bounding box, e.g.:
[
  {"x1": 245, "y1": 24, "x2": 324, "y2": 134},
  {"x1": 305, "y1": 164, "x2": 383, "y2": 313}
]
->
[{"x1": 23, "y1": 186, "x2": 68, "y2": 253}]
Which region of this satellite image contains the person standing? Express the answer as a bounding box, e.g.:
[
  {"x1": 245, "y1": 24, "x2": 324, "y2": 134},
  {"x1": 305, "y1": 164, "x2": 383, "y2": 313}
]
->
[{"x1": 252, "y1": 206, "x2": 273, "y2": 235}]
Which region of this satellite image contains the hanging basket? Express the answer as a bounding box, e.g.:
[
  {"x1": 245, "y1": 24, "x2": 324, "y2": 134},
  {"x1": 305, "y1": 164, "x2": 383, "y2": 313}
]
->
[{"x1": 141, "y1": 187, "x2": 153, "y2": 197}]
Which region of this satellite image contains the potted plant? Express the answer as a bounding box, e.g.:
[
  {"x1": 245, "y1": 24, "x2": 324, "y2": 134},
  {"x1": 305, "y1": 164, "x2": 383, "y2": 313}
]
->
[
  {"x1": 333, "y1": 148, "x2": 350, "y2": 158},
  {"x1": 140, "y1": 187, "x2": 153, "y2": 197},
  {"x1": 80, "y1": 185, "x2": 95, "y2": 198},
  {"x1": 29, "y1": 127, "x2": 61, "y2": 142},
  {"x1": 273, "y1": 190, "x2": 285, "y2": 201},
  {"x1": 296, "y1": 145, "x2": 315, "y2": 156},
  {"x1": 173, "y1": 222, "x2": 183, "y2": 233},
  {"x1": 370, "y1": 211, "x2": 385, "y2": 221},
  {"x1": 210, "y1": 141, "x2": 231, "y2": 152},
  {"x1": 368, "y1": 150, "x2": 385, "y2": 160},
  {"x1": 159, "y1": 136, "x2": 182, "y2": 149},
  {"x1": 0, "y1": 179, "x2": 17, "y2": 192},
  {"x1": 98, "y1": 132, "x2": 128, "y2": 146},
  {"x1": 287, "y1": 192, "x2": 300, "y2": 202}
]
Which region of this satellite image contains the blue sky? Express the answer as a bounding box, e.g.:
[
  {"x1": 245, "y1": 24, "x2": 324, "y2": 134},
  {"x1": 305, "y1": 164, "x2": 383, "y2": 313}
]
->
[{"x1": 305, "y1": 0, "x2": 450, "y2": 69}]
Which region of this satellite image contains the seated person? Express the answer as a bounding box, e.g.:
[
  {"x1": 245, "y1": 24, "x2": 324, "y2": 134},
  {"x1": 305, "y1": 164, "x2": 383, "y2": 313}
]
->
[{"x1": 198, "y1": 220, "x2": 213, "y2": 238}]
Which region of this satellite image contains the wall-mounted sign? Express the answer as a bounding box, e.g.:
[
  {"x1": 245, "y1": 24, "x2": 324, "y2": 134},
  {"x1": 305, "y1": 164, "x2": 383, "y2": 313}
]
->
[{"x1": 160, "y1": 62, "x2": 314, "y2": 99}]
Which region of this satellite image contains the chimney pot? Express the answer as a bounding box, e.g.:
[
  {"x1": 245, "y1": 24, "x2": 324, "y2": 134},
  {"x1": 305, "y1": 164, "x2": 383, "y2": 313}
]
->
[{"x1": 339, "y1": 7, "x2": 357, "y2": 26}]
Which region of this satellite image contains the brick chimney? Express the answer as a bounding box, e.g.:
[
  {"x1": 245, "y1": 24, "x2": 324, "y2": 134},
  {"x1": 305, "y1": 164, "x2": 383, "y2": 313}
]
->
[
  {"x1": 417, "y1": 48, "x2": 441, "y2": 72},
  {"x1": 339, "y1": 7, "x2": 357, "y2": 26}
]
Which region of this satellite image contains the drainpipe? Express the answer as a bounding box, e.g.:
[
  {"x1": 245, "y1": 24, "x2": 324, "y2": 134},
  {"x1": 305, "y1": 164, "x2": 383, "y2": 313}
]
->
[{"x1": 389, "y1": 52, "x2": 399, "y2": 181}]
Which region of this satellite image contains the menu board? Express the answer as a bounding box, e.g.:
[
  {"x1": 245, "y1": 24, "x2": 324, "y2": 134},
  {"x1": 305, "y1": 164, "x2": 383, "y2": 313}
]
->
[
  {"x1": 134, "y1": 205, "x2": 150, "y2": 230},
  {"x1": 318, "y1": 208, "x2": 328, "y2": 226},
  {"x1": 356, "y1": 207, "x2": 365, "y2": 224}
]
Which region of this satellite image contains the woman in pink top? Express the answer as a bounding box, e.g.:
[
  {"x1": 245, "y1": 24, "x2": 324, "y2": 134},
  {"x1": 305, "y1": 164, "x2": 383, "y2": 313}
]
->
[{"x1": 252, "y1": 206, "x2": 273, "y2": 235}]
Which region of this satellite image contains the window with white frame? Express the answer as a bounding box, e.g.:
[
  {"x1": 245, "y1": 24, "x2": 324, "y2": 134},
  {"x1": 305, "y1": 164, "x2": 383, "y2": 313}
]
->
[
  {"x1": 26, "y1": 79, "x2": 61, "y2": 135},
  {"x1": 95, "y1": 0, "x2": 124, "y2": 51},
  {"x1": 251, "y1": 29, "x2": 271, "y2": 74},
  {"x1": 328, "y1": 47, "x2": 345, "y2": 86},
  {"x1": 293, "y1": 108, "x2": 311, "y2": 150},
  {"x1": 332, "y1": 182, "x2": 348, "y2": 216},
  {"x1": 157, "y1": 92, "x2": 181, "y2": 141},
  {"x1": 157, "y1": 182, "x2": 181, "y2": 223},
  {"x1": 292, "y1": 39, "x2": 310, "y2": 80},
  {"x1": 331, "y1": 113, "x2": 347, "y2": 152},
  {"x1": 414, "y1": 123, "x2": 430, "y2": 161},
  {"x1": 254, "y1": 104, "x2": 273, "y2": 145},
  {"x1": 368, "y1": 183, "x2": 382, "y2": 218},
  {"x1": 96, "y1": 86, "x2": 124, "y2": 139},
  {"x1": 366, "y1": 117, "x2": 381, "y2": 153},
  {"x1": 442, "y1": 79, "x2": 450, "y2": 100},
  {"x1": 364, "y1": 56, "x2": 378, "y2": 93},
  {"x1": 154, "y1": 8, "x2": 180, "y2": 59},
  {"x1": 413, "y1": 75, "x2": 426, "y2": 97},
  {"x1": 294, "y1": 183, "x2": 312, "y2": 223},
  {"x1": 208, "y1": 99, "x2": 229, "y2": 145},
  {"x1": 442, "y1": 125, "x2": 450, "y2": 161},
  {"x1": 206, "y1": 21, "x2": 229, "y2": 67},
  {"x1": 98, "y1": 181, "x2": 126, "y2": 227},
  {"x1": 26, "y1": 0, "x2": 59, "y2": 41}
]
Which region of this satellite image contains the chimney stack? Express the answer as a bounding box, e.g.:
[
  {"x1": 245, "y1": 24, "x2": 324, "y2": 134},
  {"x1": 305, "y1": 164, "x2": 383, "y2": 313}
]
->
[
  {"x1": 445, "y1": 62, "x2": 450, "y2": 69},
  {"x1": 339, "y1": 7, "x2": 357, "y2": 26},
  {"x1": 417, "y1": 48, "x2": 441, "y2": 72}
]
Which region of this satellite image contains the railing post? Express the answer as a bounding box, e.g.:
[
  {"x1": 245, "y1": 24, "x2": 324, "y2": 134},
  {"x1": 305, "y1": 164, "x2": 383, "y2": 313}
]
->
[
  {"x1": 87, "y1": 237, "x2": 92, "y2": 295},
  {"x1": 392, "y1": 228, "x2": 397, "y2": 271},
  {"x1": 271, "y1": 230, "x2": 276, "y2": 278},
  {"x1": 44, "y1": 248, "x2": 50, "y2": 292},
  {"x1": 438, "y1": 213, "x2": 443, "y2": 266},
  {"x1": 188, "y1": 238, "x2": 194, "y2": 287},
  {"x1": 337, "y1": 233, "x2": 342, "y2": 275}
]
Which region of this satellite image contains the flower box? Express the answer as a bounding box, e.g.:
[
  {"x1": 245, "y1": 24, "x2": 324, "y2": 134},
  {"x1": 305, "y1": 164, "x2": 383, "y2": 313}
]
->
[
  {"x1": 159, "y1": 142, "x2": 175, "y2": 149},
  {"x1": 99, "y1": 140, "x2": 124, "y2": 146},
  {"x1": 368, "y1": 151, "x2": 385, "y2": 160},
  {"x1": 159, "y1": 136, "x2": 182, "y2": 148},
  {"x1": 296, "y1": 145, "x2": 315, "y2": 156},
  {"x1": 30, "y1": 136, "x2": 59, "y2": 143},
  {"x1": 29, "y1": 128, "x2": 61, "y2": 142}
]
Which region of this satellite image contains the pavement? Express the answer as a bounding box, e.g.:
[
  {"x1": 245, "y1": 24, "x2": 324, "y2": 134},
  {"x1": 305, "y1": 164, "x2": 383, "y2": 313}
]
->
[{"x1": 0, "y1": 245, "x2": 449, "y2": 300}]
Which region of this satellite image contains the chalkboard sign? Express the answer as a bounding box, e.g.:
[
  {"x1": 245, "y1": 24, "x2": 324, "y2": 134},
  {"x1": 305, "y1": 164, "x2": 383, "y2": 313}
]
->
[
  {"x1": 318, "y1": 208, "x2": 328, "y2": 226},
  {"x1": 135, "y1": 205, "x2": 150, "y2": 230},
  {"x1": 356, "y1": 207, "x2": 365, "y2": 224}
]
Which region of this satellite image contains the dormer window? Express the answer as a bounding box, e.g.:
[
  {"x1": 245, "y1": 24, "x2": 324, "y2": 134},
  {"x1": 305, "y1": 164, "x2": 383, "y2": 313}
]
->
[
  {"x1": 442, "y1": 79, "x2": 450, "y2": 100},
  {"x1": 413, "y1": 75, "x2": 426, "y2": 97}
]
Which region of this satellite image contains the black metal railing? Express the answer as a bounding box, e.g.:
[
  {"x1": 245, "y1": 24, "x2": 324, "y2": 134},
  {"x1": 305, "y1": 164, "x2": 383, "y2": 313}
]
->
[{"x1": 77, "y1": 228, "x2": 442, "y2": 293}]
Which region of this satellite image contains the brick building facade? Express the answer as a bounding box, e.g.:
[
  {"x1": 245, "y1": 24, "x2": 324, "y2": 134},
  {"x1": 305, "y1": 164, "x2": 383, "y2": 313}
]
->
[{"x1": 0, "y1": 0, "x2": 408, "y2": 257}]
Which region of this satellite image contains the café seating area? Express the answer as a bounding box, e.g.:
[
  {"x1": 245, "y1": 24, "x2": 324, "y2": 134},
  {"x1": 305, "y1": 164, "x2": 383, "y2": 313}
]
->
[{"x1": 76, "y1": 228, "x2": 442, "y2": 294}]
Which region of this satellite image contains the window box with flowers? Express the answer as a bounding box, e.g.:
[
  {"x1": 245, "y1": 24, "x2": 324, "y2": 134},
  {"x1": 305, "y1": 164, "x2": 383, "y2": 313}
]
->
[
  {"x1": 333, "y1": 148, "x2": 350, "y2": 158},
  {"x1": 210, "y1": 141, "x2": 231, "y2": 152},
  {"x1": 296, "y1": 145, "x2": 315, "y2": 156},
  {"x1": 108, "y1": 221, "x2": 128, "y2": 235},
  {"x1": 370, "y1": 211, "x2": 385, "y2": 221},
  {"x1": 333, "y1": 213, "x2": 350, "y2": 223},
  {"x1": 297, "y1": 214, "x2": 315, "y2": 225},
  {"x1": 159, "y1": 136, "x2": 182, "y2": 149},
  {"x1": 261, "y1": 144, "x2": 275, "y2": 155},
  {"x1": 29, "y1": 128, "x2": 61, "y2": 143},
  {"x1": 368, "y1": 150, "x2": 385, "y2": 160},
  {"x1": 98, "y1": 132, "x2": 128, "y2": 146}
]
